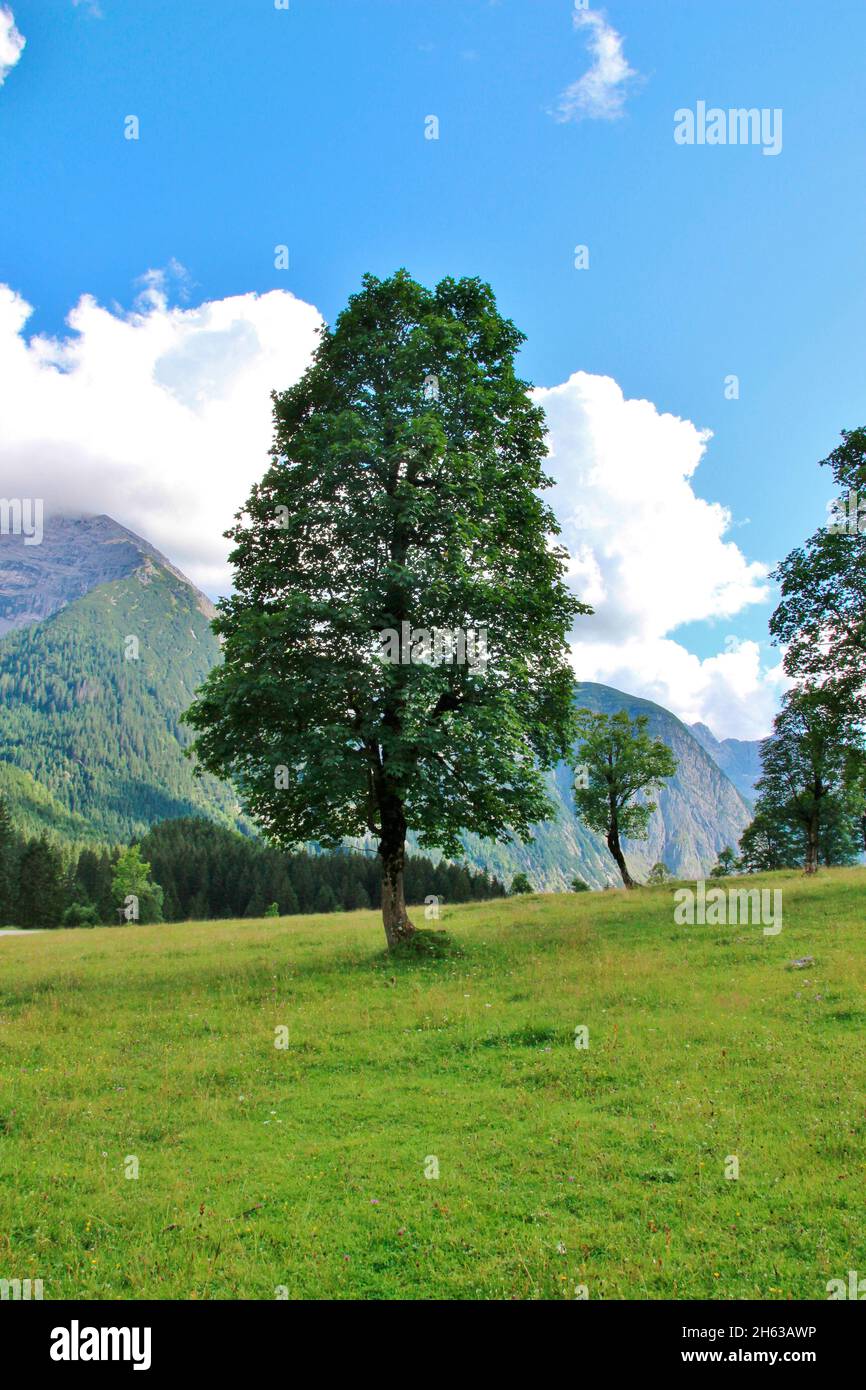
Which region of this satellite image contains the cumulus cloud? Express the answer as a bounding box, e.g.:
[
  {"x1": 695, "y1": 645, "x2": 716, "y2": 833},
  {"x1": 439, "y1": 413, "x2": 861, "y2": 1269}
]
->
[
  {"x1": 0, "y1": 275, "x2": 322, "y2": 593},
  {"x1": 536, "y1": 372, "x2": 783, "y2": 738},
  {"x1": 553, "y1": 8, "x2": 636, "y2": 122},
  {"x1": 0, "y1": 6, "x2": 25, "y2": 86},
  {"x1": 0, "y1": 274, "x2": 780, "y2": 737}
]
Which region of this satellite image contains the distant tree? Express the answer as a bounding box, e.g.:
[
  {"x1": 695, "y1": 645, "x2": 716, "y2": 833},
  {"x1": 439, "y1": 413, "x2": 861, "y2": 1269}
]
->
[
  {"x1": 75, "y1": 848, "x2": 116, "y2": 924},
  {"x1": 647, "y1": 862, "x2": 672, "y2": 884},
  {"x1": 112, "y1": 845, "x2": 164, "y2": 924},
  {"x1": 709, "y1": 847, "x2": 737, "y2": 878},
  {"x1": 264, "y1": 902, "x2": 280, "y2": 918},
  {"x1": 771, "y1": 428, "x2": 866, "y2": 690},
  {"x1": 17, "y1": 835, "x2": 65, "y2": 928},
  {"x1": 510, "y1": 872, "x2": 533, "y2": 895},
  {"x1": 0, "y1": 797, "x2": 19, "y2": 925},
  {"x1": 63, "y1": 902, "x2": 99, "y2": 928},
  {"x1": 738, "y1": 809, "x2": 800, "y2": 872},
  {"x1": 570, "y1": 876, "x2": 590, "y2": 892},
  {"x1": 184, "y1": 270, "x2": 587, "y2": 948},
  {"x1": 740, "y1": 790, "x2": 861, "y2": 872},
  {"x1": 573, "y1": 710, "x2": 677, "y2": 889},
  {"x1": 754, "y1": 682, "x2": 864, "y2": 875}
]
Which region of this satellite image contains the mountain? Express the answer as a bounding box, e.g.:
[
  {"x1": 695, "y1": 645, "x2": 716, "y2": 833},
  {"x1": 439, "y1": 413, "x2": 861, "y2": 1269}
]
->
[
  {"x1": 0, "y1": 515, "x2": 242, "y2": 843},
  {"x1": 689, "y1": 721, "x2": 765, "y2": 805},
  {"x1": 451, "y1": 685, "x2": 754, "y2": 890},
  {"x1": 0, "y1": 515, "x2": 753, "y2": 885},
  {"x1": 0, "y1": 513, "x2": 216, "y2": 637}
]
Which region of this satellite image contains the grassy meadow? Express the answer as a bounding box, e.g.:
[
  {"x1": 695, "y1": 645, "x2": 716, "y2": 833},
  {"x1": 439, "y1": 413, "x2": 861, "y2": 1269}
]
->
[{"x1": 1, "y1": 867, "x2": 865, "y2": 1300}]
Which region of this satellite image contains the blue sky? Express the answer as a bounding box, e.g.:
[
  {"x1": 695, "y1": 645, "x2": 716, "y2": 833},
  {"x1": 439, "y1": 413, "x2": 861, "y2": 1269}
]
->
[{"x1": 1, "y1": 0, "x2": 864, "y2": 737}]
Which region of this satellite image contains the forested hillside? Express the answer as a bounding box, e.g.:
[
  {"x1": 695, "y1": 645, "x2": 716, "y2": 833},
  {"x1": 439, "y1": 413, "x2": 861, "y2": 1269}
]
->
[
  {"x1": 0, "y1": 516, "x2": 753, "y2": 889},
  {"x1": 0, "y1": 550, "x2": 240, "y2": 841}
]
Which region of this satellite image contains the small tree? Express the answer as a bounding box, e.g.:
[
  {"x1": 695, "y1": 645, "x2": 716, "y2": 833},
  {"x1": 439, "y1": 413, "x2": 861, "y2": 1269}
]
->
[
  {"x1": 709, "y1": 846, "x2": 737, "y2": 878},
  {"x1": 63, "y1": 902, "x2": 98, "y2": 928},
  {"x1": 755, "y1": 682, "x2": 863, "y2": 875},
  {"x1": 185, "y1": 270, "x2": 587, "y2": 949},
  {"x1": 112, "y1": 846, "x2": 164, "y2": 924},
  {"x1": 647, "y1": 862, "x2": 672, "y2": 884},
  {"x1": 510, "y1": 872, "x2": 533, "y2": 895},
  {"x1": 570, "y1": 876, "x2": 590, "y2": 892},
  {"x1": 573, "y1": 710, "x2": 677, "y2": 889}
]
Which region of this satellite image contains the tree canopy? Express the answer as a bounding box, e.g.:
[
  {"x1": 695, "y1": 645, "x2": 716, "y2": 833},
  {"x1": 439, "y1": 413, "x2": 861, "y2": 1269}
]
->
[
  {"x1": 185, "y1": 270, "x2": 587, "y2": 946},
  {"x1": 572, "y1": 710, "x2": 677, "y2": 889}
]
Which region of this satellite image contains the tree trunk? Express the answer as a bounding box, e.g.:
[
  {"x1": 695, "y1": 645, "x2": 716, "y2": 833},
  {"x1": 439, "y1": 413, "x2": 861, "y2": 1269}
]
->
[
  {"x1": 378, "y1": 802, "x2": 415, "y2": 948},
  {"x1": 804, "y1": 811, "x2": 819, "y2": 875},
  {"x1": 607, "y1": 818, "x2": 635, "y2": 889}
]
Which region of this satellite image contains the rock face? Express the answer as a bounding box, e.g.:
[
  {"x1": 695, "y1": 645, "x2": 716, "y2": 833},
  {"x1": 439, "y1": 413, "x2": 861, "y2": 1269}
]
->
[
  {"x1": 0, "y1": 514, "x2": 754, "y2": 884},
  {"x1": 689, "y1": 720, "x2": 765, "y2": 805},
  {"x1": 0, "y1": 513, "x2": 215, "y2": 636},
  {"x1": 453, "y1": 685, "x2": 755, "y2": 890}
]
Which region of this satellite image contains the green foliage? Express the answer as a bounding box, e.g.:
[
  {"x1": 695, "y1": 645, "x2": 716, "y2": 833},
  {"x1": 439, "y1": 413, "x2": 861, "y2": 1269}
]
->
[
  {"x1": 750, "y1": 683, "x2": 864, "y2": 874},
  {"x1": 0, "y1": 565, "x2": 240, "y2": 843},
  {"x1": 573, "y1": 709, "x2": 678, "y2": 888},
  {"x1": 185, "y1": 269, "x2": 587, "y2": 943},
  {"x1": 137, "y1": 817, "x2": 505, "y2": 920},
  {"x1": 263, "y1": 902, "x2": 280, "y2": 918},
  {"x1": 570, "y1": 875, "x2": 590, "y2": 892},
  {"x1": 16, "y1": 835, "x2": 66, "y2": 928},
  {"x1": 0, "y1": 795, "x2": 16, "y2": 924},
  {"x1": 63, "y1": 902, "x2": 98, "y2": 928},
  {"x1": 111, "y1": 845, "x2": 164, "y2": 925},
  {"x1": 771, "y1": 427, "x2": 866, "y2": 688},
  {"x1": 510, "y1": 872, "x2": 533, "y2": 895},
  {"x1": 709, "y1": 846, "x2": 736, "y2": 878},
  {"x1": 646, "y1": 862, "x2": 672, "y2": 884}
]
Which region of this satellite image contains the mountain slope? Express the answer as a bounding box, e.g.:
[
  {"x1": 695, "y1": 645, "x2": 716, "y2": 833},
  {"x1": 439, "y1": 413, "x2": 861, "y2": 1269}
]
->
[
  {"x1": 0, "y1": 516, "x2": 753, "y2": 883},
  {"x1": 0, "y1": 518, "x2": 240, "y2": 843},
  {"x1": 452, "y1": 684, "x2": 753, "y2": 890},
  {"x1": 0, "y1": 513, "x2": 215, "y2": 637},
  {"x1": 689, "y1": 721, "x2": 764, "y2": 805}
]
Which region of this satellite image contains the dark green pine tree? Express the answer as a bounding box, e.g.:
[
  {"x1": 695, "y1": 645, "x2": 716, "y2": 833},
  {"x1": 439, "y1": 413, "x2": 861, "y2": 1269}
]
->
[
  {"x1": 0, "y1": 796, "x2": 19, "y2": 925},
  {"x1": 185, "y1": 270, "x2": 587, "y2": 949},
  {"x1": 17, "y1": 835, "x2": 66, "y2": 929},
  {"x1": 73, "y1": 848, "x2": 114, "y2": 923}
]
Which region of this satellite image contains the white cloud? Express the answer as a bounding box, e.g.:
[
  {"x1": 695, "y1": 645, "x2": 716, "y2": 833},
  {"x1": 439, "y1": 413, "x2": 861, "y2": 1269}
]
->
[
  {"x1": 536, "y1": 372, "x2": 782, "y2": 738},
  {"x1": 0, "y1": 275, "x2": 781, "y2": 737},
  {"x1": 553, "y1": 8, "x2": 636, "y2": 123},
  {"x1": 0, "y1": 6, "x2": 25, "y2": 87},
  {"x1": 0, "y1": 275, "x2": 322, "y2": 593}
]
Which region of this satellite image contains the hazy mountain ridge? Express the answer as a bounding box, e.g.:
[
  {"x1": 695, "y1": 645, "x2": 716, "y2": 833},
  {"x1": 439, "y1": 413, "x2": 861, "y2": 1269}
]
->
[
  {"x1": 0, "y1": 516, "x2": 753, "y2": 883},
  {"x1": 449, "y1": 685, "x2": 753, "y2": 890},
  {"x1": 689, "y1": 720, "x2": 764, "y2": 805}
]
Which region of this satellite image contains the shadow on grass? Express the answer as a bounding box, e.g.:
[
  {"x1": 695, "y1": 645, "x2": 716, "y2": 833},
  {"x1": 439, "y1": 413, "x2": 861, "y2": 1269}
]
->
[{"x1": 373, "y1": 929, "x2": 464, "y2": 968}]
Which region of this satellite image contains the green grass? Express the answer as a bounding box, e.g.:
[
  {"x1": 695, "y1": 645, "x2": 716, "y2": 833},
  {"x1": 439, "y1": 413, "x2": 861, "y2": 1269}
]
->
[{"x1": 1, "y1": 867, "x2": 865, "y2": 1300}]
